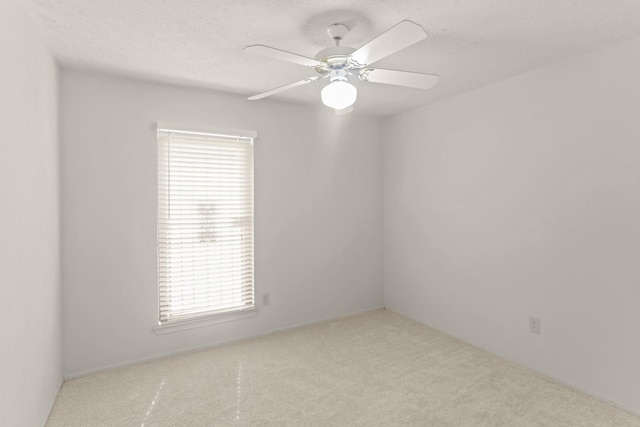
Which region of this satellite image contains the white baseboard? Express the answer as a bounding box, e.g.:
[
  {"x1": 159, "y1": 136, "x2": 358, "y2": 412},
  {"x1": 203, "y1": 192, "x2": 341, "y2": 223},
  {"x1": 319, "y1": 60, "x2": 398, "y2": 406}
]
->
[
  {"x1": 41, "y1": 377, "x2": 64, "y2": 427},
  {"x1": 64, "y1": 305, "x2": 385, "y2": 380},
  {"x1": 385, "y1": 308, "x2": 640, "y2": 418}
]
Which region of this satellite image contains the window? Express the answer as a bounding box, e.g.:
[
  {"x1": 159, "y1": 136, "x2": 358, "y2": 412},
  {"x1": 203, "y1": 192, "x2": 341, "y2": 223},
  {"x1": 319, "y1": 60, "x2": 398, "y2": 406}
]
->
[{"x1": 157, "y1": 125, "x2": 255, "y2": 325}]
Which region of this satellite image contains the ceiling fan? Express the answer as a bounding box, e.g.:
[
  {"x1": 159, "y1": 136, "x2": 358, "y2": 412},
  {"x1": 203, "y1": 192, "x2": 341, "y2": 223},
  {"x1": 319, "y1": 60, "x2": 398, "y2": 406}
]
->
[{"x1": 244, "y1": 20, "x2": 439, "y2": 114}]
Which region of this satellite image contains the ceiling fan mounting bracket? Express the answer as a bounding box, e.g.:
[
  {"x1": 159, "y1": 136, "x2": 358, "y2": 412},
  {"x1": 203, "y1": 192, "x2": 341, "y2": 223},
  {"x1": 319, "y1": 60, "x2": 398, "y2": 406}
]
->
[{"x1": 326, "y1": 24, "x2": 349, "y2": 45}]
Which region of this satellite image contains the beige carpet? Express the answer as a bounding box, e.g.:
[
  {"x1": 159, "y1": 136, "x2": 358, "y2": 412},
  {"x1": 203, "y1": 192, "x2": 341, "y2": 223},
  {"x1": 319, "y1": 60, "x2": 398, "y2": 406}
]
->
[{"x1": 47, "y1": 309, "x2": 640, "y2": 426}]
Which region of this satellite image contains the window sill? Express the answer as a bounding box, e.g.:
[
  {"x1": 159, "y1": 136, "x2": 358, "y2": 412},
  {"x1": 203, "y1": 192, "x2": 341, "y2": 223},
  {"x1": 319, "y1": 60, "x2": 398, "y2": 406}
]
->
[{"x1": 153, "y1": 308, "x2": 258, "y2": 335}]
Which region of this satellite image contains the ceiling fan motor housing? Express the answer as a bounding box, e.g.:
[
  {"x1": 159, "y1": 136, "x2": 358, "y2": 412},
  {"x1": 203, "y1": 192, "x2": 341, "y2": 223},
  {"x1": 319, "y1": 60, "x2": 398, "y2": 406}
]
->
[
  {"x1": 314, "y1": 46, "x2": 357, "y2": 75},
  {"x1": 313, "y1": 23, "x2": 359, "y2": 76}
]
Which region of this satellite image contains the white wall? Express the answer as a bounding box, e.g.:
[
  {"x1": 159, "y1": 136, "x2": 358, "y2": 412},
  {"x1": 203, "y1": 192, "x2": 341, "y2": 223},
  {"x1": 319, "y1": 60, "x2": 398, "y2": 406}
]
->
[
  {"x1": 0, "y1": 1, "x2": 61, "y2": 426},
  {"x1": 384, "y1": 36, "x2": 640, "y2": 413},
  {"x1": 60, "y1": 70, "x2": 383, "y2": 376}
]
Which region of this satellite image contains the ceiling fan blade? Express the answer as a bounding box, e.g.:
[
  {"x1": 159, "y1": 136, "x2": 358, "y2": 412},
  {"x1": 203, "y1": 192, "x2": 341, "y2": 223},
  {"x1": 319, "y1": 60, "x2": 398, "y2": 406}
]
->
[
  {"x1": 360, "y1": 68, "x2": 439, "y2": 89},
  {"x1": 244, "y1": 44, "x2": 326, "y2": 69},
  {"x1": 247, "y1": 76, "x2": 321, "y2": 100},
  {"x1": 348, "y1": 20, "x2": 427, "y2": 67}
]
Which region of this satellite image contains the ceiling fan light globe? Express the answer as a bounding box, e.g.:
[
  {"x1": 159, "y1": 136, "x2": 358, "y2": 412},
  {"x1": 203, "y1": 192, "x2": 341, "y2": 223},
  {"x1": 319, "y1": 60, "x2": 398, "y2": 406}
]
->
[{"x1": 321, "y1": 81, "x2": 357, "y2": 110}]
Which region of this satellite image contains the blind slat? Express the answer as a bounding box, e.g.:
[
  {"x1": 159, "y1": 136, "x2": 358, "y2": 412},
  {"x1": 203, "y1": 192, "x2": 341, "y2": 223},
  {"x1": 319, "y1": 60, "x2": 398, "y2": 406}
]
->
[{"x1": 160, "y1": 289, "x2": 254, "y2": 302}]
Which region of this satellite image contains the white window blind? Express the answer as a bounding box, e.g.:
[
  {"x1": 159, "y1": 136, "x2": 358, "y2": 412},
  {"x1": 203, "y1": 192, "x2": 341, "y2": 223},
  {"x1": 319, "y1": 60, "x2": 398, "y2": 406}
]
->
[{"x1": 157, "y1": 127, "x2": 255, "y2": 325}]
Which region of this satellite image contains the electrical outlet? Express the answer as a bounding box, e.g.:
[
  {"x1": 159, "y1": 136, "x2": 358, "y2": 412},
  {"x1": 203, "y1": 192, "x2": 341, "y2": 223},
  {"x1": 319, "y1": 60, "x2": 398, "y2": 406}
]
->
[
  {"x1": 529, "y1": 317, "x2": 541, "y2": 335},
  {"x1": 262, "y1": 293, "x2": 270, "y2": 307}
]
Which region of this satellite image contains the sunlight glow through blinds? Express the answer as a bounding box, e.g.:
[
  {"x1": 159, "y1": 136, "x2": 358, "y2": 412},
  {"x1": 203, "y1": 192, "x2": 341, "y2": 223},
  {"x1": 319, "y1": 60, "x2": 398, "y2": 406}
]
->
[{"x1": 157, "y1": 127, "x2": 254, "y2": 324}]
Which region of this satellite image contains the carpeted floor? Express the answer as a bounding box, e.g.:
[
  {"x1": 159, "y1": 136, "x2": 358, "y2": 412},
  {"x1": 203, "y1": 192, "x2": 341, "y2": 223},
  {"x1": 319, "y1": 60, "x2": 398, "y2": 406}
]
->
[{"x1": 47, "y1": 309, "x2": 640, "y2": 426}]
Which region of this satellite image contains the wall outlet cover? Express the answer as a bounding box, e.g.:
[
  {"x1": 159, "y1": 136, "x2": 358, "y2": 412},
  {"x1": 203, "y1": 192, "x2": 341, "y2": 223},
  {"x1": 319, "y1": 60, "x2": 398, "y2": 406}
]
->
[{"x1": 529, "y1": 317, "x2": 541, "y2": 335}]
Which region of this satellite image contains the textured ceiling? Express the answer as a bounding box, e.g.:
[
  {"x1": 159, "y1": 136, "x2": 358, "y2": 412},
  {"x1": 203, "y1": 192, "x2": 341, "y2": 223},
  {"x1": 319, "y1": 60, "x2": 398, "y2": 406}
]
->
[{"x1": 23, "y1": 0, "x2": 640, "y2": 116}]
